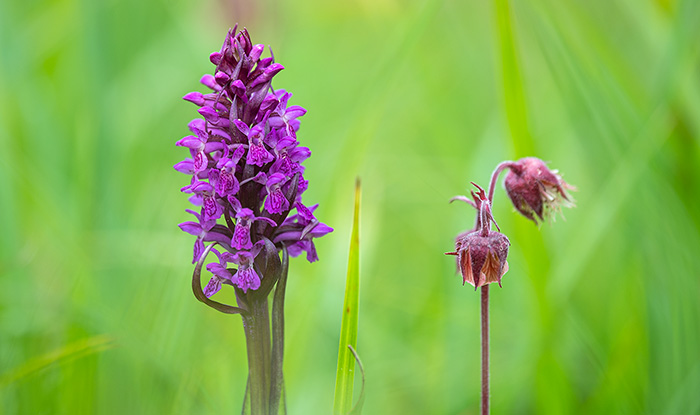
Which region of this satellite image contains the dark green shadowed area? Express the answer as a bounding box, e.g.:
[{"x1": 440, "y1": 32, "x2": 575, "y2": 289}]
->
[{"x1": 1, "y1": 0, "x2": 700, "y2": 413}]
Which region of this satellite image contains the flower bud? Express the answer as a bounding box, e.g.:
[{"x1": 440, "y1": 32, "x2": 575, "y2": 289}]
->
[{"x1": 504, "y1": 157, "x2": 574, "y2": 223}]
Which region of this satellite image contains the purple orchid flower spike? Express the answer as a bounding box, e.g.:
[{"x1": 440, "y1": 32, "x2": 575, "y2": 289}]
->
[
  {"x1": 176, "y1": 26, "x2": 332, "y2": 294},
  {"x1": 176, "y1": 27, "x2": 334, "y2": 415}
]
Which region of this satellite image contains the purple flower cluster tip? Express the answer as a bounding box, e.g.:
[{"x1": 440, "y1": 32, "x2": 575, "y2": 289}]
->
[{"x1": 176, "y1": 27, "x2": 332, "y2": 296}]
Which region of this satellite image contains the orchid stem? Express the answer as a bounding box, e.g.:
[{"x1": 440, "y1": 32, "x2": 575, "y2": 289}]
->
[
  {"x1": 242, "y1": 296, "x2": 272, "y2": 415},
  {"x1": 481, "y1": 284, "x2": 490, "y2": 415}
]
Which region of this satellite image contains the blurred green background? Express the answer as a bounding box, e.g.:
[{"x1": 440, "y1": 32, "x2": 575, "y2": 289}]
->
[{"x1": 2, "y1": 0, "x2": 700, "y2": 413}]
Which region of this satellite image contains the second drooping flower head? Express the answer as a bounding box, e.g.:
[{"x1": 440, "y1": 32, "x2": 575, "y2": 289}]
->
[{"x1": 504, "y1": 157, "x2": 575, "y2": 224}]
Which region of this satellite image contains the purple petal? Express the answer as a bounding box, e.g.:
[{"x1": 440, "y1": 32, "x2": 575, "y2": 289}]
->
[
  {"x1": 193, "y1": 151, "x2": 208, "y2": 173},
  {"x1": 246, "y1": 143, "x2": 274, "y2": 166},
  {"x1": 235, "y1": 268, "x2": 260, "y2": 293},
  {"x1": 183, "y1": 91, "x2": 205, "y2": 106},
  {"x1": 230, "y1": 145, "x2": 246, "y2": 163},
  {"x1": 295, "y1": 202, "x2": 316, "y2": 221},
  {"x1": 231, "y1": 224, "x2": 252, "y2": 250},
  {"x1": 203, "y1": 229, "x2": 233, "y2": 245},
  {"x1": 249, "y1": 44, "x2": 265, "y2": 61},
  {"x1": 259, "y1": 94, "x2": 279, "y2": 115},
  {"x1": 215, "y1": 71, "x2": 231, "y2": 86},
  {"x1": 208, "y1": 128, "x2": 231, "y2": 142},
  {"x1": 215, "y1": 170, "x2": 239, "y2": 196},
  {"x1": 228, "y1": 195, "x2": 242, "y2": 212},
  {"x1": 250, "y1": 240, "x2": 265, "y2": 257},
  {"x1": 203, "y1": 277, "x2": 223, "y2": 297},
  {"x1": 210, "y1": 52, "x2": 222, "y2": 65},
  {"x1": 202, "y1": 196, "x2": 222, "y2": 220},
  {"x1": 285, "y1": 240, "x2": 304, "y2": 258},
  {"x1": 265, "y1": 189, "x2": 289, "y2": 214},
  {"x1": 207, "y1": 263, "x2": 233, "y2": 280},
  {"x1": 185, "y1": 208, "x2": 203, "y2": 222},
  {"x1": 309, "y1": 222, "x2": 334, "y2": 238},
  {"x1": 231, "y1": 80, "x2": 248, "y2": 104},
  {"x1": 289, "y1": 146, "x2": 311, "y2": 162},
  {"x1": 254, "y1": 216, "x2": 277, "y2": 227},
  {"x1": 174, "y1": 159, "x2": 195, "y2": 175},
  {"x1": 304, "y1": 240, "x2": 319, "y2": 262},
  {"x1": 257, "y1": 57, "x2": 274, "y2": 70},
  {"x1": 193, "y1": 239, "x2": 205, "y2": 264},
  {"x1": 191, "y1": 181, "x2": 214, "y2": 193},
  {"x1": 178, "y1": 221, "x2": 203, "y2": 236},
  {"x1": 268, "y1": 116, "x2": 285, "y2": 129},
  {"x1": 233, "y1": 119, "x2": 249, "y2": 135},
  {"x1": 203, "y1": 141, "x2": 225, "y2": 153},
  {"x1": 285, "y1": 105, "x2": 306, "y2": 119},
  {"x1": 273, "y1": 230, "x2": 303, "y2": 244},
  {"x1": 275, "y1": 137, "x2": 297, "y2": 151},
  {"x1": 249, "y1": 63, "x2": 284, "y2": 89},
  {"x1": 288, "y1": 119, "x2": 301, "y2": 133},
  {"x1": 236, "y1": 208, "x2": 255, "y2": 220},
  {"x1": 198, "y1": 106, "x2": 220, "y2": 123},
  {"x1": 266, "y1": 173, "x2": 287, "y2": 187},
  {"x1": 176, "y1": 136, "x2": 204, "y2": 150},
  {"x1": 188, "y1": 194, "x2": 203, "y2": 206},
  {"x1": 200, "y1": 74, "x2": 221, "y2": 91},
  {"x1": 188, "y1": 119, "x2": 207, "y2": 137}
]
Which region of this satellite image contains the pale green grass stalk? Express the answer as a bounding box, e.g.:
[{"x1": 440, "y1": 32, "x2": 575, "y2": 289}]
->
[{"x1": 333, "y1": 179, "x2": 362, "y2": 415}]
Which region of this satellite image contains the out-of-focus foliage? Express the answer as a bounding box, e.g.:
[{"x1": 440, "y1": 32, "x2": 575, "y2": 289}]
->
[{"x1": 1, "y1": 0, "x2": 699, "y2": 413}]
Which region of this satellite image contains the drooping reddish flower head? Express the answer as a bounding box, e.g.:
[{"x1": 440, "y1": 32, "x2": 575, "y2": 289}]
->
[
  {"x1": 504, "y1": 157, "x2": 574, "y2": 223},
  {"x1": 452, "y1": 231, "x2": 510, "y2": 289},
  {"x1": 447, "y1": 183, "x2": 510, "y2": 289}
]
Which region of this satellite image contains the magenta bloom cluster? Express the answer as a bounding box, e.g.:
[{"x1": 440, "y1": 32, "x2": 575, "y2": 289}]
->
[{"x1": 175, "y1": 27, "x2": 332, "y2": 296}]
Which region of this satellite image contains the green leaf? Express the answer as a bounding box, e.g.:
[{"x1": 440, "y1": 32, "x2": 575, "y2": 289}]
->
[{"x1": 333, "y1": 178, "x2": 362, "y2": 415}]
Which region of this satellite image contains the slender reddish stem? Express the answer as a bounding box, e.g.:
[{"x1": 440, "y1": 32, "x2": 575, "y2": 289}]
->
[
  {"x1": 481, "y1": 284, "x2": 490, "y2": 415},
  {"x1": 487, "y1": 161, "x2": 516, "y2": 204}
]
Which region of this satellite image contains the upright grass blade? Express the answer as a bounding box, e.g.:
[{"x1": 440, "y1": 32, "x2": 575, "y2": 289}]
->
[{"x1": 333, "y1": 178, "x2": 362, "y2": 415}]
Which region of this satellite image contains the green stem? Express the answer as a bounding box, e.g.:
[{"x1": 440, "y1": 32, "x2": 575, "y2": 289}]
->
[
  {"x1": 242, "y1": 296, "x2": 272, "y2": 415},
  {"x1": 269, "y1": 247, "x2": 290, "y2": 414}
]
